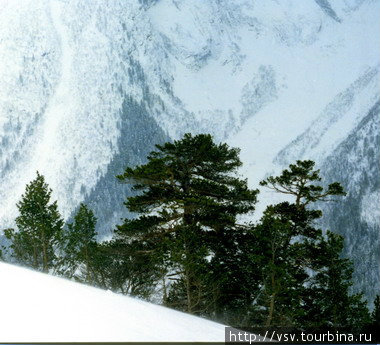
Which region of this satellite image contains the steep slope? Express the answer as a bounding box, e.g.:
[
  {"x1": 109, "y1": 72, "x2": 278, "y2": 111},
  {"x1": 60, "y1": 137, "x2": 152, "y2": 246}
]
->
[
  {"x1": 319, "y1": 101, "x2": 380, "y2": 307},
  {"x1": 0, "y1": 0, "x2": 379, "y2": 302},
  {"x1": 0, "y1": 262, "x2": 226, "y2": 342}
]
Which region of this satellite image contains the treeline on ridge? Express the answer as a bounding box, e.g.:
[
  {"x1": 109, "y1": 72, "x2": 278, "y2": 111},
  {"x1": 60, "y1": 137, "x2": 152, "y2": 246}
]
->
[{"x1": 1, "y1": 133, "x2": 379, "y2": 335}]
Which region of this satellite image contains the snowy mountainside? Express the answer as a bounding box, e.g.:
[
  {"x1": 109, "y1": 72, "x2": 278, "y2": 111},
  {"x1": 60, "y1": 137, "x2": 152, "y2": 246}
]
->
[
  {"x1": 275, "y1": 67, "x2": 379, "y2": 166},
  {"x1": 318, "y1": 101, "x2": 380, "y2": 306},
  {"x1": 0, "y1": 262, "x2": 226, "y2": 341},
  {"x1": 0, "y1": 0, "x2": 379, "y2": 301}
]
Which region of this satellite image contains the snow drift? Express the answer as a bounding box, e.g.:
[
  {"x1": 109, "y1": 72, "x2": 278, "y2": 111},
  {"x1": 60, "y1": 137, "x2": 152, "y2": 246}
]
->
[{"x1": 0, "y1": 262, "x2": 226, "y2": 342}]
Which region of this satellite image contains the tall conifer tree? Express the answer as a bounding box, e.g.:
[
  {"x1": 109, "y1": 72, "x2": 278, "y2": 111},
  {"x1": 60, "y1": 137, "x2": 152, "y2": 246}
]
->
[
  {"x1": 372, "y1": 295, "x2": 380, "y2": 327},
  {"x1": 59, "y1": 203, "x2": 98, "y2": 284},
  {"x1": 255, "y1": 160, "x2": 368, "y2": 330},
  {"x1": 116, "y1": 133, "x2": 258, "y2": 314},
  {"x1": 5, "y1": 172, "x2": 63, "y2": 272},
  {"x1": 303, "y1": 231, "x2": 370, "y2": 332}
]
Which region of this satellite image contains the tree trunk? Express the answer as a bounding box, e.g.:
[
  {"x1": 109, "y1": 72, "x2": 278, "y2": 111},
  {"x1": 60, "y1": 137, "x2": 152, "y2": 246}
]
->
[
  {"x1": 266, "y1": 289, "x2": 276, "y2": 327},
  {"x1": 162, "y1": 276, "x2": 168, "y2": 306},
  {"x1": 266, "y1": 241, "x2": 277, "y2": 327},
  {"x1": 41, "y1": 227, "x2": 48, "y2": 272},
  {"x1": 185, "y1": 268, "x2": 193, "y2": 313}
]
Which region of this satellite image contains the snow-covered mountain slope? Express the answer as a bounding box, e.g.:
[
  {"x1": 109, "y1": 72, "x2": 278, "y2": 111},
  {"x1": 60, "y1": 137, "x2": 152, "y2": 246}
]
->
[
  {"x1": 318, "y1": 101, "x2": 380, "y2": 306},
  {"x1": 0, "y1": 262, "x2": 226, "y2": 342},
  {"x1": 0, "y1": 0, "x2": 379, "y2": 302}
]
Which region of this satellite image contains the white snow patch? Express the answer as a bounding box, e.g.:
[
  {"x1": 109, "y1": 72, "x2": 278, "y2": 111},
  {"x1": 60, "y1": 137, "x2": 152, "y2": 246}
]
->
[
  {"x1": 0, "y1": 262, "x2": 227, "y2": 342},
  {"x1": 361, "y1": 190, "x2": 380, "y2": 227}
]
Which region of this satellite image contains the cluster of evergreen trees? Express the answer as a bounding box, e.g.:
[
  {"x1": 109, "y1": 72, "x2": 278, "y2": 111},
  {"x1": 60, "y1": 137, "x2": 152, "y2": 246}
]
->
[{"x1": 1, "y1": 133, "x2": 379, "y2": 335}]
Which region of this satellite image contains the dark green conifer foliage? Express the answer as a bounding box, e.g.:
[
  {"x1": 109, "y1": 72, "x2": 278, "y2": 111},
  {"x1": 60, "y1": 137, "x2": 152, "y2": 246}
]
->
[
  {"x1": 116, "y1": 133, "x2": 258, "y2": 314},
  {"x1": 256, "y1": 160, "x2": 355, "y2": 328},
  {"x1": 252, "y1": 203, "x2": 310, "y2": 327},
  {"x1": 372, "y1": 295, "x2": 380, "y2": 326},
  {"x1": 370, "y1": 294, "x2": 380, "y2": 340},
  {"x1": 204, "y1": 223, "x2": 262, "y2": 326},
  {"x1": 60, "y1": 203, "x2": 98, "y2": 284},
  {"x1": 303, "y1": 231, "x2": 370, "y2": 332},
  {"x1": 96, "y1": 238, "x2": 164, "y2": 298},
  {"x1": 5, "y1": 172, "x2": 64, "y2": 272},
  {"x1": 260, "y1": 160, "x2": 346, "y2": 207}
]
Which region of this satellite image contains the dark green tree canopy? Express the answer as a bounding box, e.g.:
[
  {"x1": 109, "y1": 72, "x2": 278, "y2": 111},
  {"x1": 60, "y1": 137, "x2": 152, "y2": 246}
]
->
[
  {"x1": 118, "y1": 133, "x2": 258, "y2": 225},
  {"x1": 305, "y1": 231, "x2": 370, "y2": 331},
  {"x1": 1, "y1": 136, "x2": 371, "y2": 336},
  {"x1": 5, "y1": 171, "x2": 64, "y2": 272},
  {"x1": 260, "y1": 160, "x2": 346, "y2": 206},
  {"x1": 253, "y1": 160, "x2": 368, "y2": 330},
  {"x1": 372, "y1": 295, "x2": 380, "y2": 326},
  {"x1": 59, "y1": 203, "x2": 98, "y2": 283},
  {"x1": 116, "y1": 133, "x2": 259, "y2": 314}
]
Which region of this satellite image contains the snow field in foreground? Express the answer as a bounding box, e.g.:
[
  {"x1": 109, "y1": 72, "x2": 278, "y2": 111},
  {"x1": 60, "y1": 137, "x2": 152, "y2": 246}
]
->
[{"x1": 0, "y1": 262, "x2": 226, "y2": 342}]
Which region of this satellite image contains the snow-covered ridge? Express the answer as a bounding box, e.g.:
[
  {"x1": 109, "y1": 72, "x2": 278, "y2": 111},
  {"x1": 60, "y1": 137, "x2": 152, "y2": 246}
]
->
[
  {"x1": 275, "y1": 66, "x2": 379, "y2": 166},
  {"x1": 0, "y1": 262, "x2": 226, "y2": 342}
]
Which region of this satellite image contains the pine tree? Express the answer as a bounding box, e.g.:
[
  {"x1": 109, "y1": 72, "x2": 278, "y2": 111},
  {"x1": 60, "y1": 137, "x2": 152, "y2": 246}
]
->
[
  {"x1": 5, "y1": 172, "x2": 64, "y2": 272},
  {"x1": 116, "y1": 133, "x2": 258, "y2": 314},
  {"x1": 372, "y1": 295, "x2": 380, "y2": 327},
  {"x1": 255, "y1": 160, "x2": 349, "y2": 327},
  {"x1": 369, "y1": 294, "x2": 380, "y2": 340},
  {"x1": 259, "y1": 160, "x2": 346, "y2": 208},
  {"x1": 204, "y1": 223, "x2": 262, "y2": 326},
  {"x1": 59, "y1": 203, "x2": 98, "y2": 284},
  {"x1": 303, "y1": 231, "x2": 370, "y2": 332},
  {"x1": 95, "y1": 238, "x2": 163, "y2": 298}
]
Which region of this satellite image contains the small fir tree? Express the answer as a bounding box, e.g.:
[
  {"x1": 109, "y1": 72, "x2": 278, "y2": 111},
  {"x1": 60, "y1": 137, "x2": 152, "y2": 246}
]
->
[
  {"x1": 369, "y1": 294, "x2": 380, "y2": 340},
  {"x1": 303, "y1": 231, "x2": 370, "y2": 332},
  {"x1": 5, "y1": 172, "x2": 64, "y2": 272},
  {"x1": 59, "y1": 203, "x2": 98, "y2": 284},
  {"x1": 372, "y1": 295, "x2": 380, "y2": 326}
]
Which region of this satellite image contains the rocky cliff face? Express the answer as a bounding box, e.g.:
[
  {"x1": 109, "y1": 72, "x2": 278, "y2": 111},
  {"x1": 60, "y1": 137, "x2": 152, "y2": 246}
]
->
[{"x1": 0, "y1": 0, "x2": 378, "y2": 302}]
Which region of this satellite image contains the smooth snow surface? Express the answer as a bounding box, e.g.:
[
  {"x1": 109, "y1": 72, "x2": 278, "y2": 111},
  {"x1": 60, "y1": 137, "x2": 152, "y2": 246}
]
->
[{"x1": 0, "y1": 262, "x2": 226, "y2": 342}]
